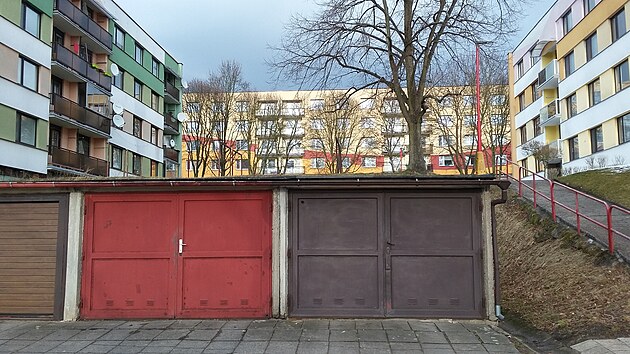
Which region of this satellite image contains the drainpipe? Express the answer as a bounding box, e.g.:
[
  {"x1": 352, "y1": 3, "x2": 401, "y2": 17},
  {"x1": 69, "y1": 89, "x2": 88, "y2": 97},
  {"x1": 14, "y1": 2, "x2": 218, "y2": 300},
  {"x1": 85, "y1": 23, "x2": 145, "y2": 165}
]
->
[{"x1": 491, "y1": 181, "x2": 510, "y2": 320}]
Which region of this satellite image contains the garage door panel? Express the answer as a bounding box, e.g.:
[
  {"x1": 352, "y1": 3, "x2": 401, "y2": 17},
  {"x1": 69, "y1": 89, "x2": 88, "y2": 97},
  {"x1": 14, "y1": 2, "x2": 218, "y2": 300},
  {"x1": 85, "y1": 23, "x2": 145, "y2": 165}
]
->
[
  {"x1": 89, "y1": 259, "x2": 171, "y2": 312},
  {"x1": 296, "y1": 256, "x2": 381, "y2": 312},
  {"x1": 182, "y1": 199, "x2": 267, "y2": 252},
  {"x1": 92, "y1": 200, "x2": 175, "y2": 253},
  {"x1": 390, "y1": 256, "x2": 478, "y2": 314},
  {"x1": 390, "y1": 197, "x2": 474, "y2": 250},
  {"x1": 297, "y1": 198, "x2": 379, "y2": 251}
]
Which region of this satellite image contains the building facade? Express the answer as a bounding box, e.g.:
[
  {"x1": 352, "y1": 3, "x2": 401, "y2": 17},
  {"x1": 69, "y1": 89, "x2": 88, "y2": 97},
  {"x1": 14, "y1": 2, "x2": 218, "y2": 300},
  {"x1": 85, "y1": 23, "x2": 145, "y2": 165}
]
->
[
  {"x1": 0, "y1": 0, "x2": 183, "y2": 180},
  {"x1": 509, "y1": 0, "x2": 630, "y2": 176},
  {"x1": 181, "y1": 88, "x2": 511, "y2": 177}
]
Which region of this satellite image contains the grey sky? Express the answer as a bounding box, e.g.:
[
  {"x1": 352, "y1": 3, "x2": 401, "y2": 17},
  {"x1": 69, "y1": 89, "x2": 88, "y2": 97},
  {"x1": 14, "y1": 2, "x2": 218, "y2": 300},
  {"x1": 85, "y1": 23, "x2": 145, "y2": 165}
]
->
[{"x1": 114, "y1": 0, "x2": 550, "y2": 91}]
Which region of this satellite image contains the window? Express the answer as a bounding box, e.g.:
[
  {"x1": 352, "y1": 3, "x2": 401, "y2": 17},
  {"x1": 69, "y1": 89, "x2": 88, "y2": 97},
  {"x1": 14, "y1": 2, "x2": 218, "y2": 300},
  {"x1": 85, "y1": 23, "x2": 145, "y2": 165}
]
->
[
  {"x1": 438, "y1": 135, "x2": 452, "y2": 147},
  {"x1": 152, "y1": 58, "x2": 159, "y2": 76},
  {"x1": 382, "y1": 99, "x2": 401, "y2": 113},
  {"x1": 211, "y1": 140, "x2": 221, "y2": 151},
  {"x1": 562, "y1": 10, "x2": 573, "y2": 35},
  {"x1": 590, "y1": 125, "x2": 604, "y2": 153},
  {"x1": 114, "y1": 26, "x2": 125, "y2": 48},
  {"x1": 517, "y1": 93, "x2": 525, "y2": 112},
  {"x1": 150, "y1": 160, "x2": 158, "y2": 176},
  {"x1": 464, "y1": 115, "x2": 477, "y2": 127},
  {"x1": 532, "y1": 82, "x2": 541, "y2": 101},
  {"x1": 186, "y1": 140, "x2": 200, "y2": 152},
  {"x1": 362, "y1": 157, "x2": 377, "y2": 167},
  {"x1": 151, "y1": 91, "x2": 159, "y2": 111},
  {"x1": 533, "y1": 116, "x2": 542, "y2": 136},
  {"x1": 491, "y1": 134, "x2": 506, "y2": 146},
  {"x1": 463, "y1": 135, "x2": 476, "y2": 146},
  {"x1": 236, "y1": 159, "x2": 250, "y2": 170},
  {"x1": 585, "y1": 33, "x2": 598, "y2": 62},
  {"x1": 438, "y1": 155, "x2": 454, "y2": 167},
  {"x1": 438, "y1": 115, "x2": 454, "y2": 127},
  {"x1": 567, "y1": 93, "x2": 578, "y2": 118},
  {"x1": 618, "y1": 113, "x2": 630, "y2": 144},
  {"x1": 185, "y1": 121, "x2": 199, "y2": 134},
  {"x1": 336, "y1": 118, "x2": 349, "y2": 129},
  {"x1": 614, "y1": 60, "x2": 630, "y2": 93},
  {"x1": 311, "y1": 157, "x2": 325, "y2": 168},
  {"x1": 584, "y1": 0, "x2": 597, "y2": 14},
  {"x1": 361, "y1": 137, "x2": 376, "y2": 149},
  {"x1": 359, "y1": 98, "x2": 374, "y2": 110},
  {"x1": 495, "y1": 155, "x2": 508, "y2": 166},
  {"x1": 520, "y1": 125, "x2": 528, "y2": 144},
  {"x1": 16, "y1": 114, "x2": 36, "y2": 146},
  {"x1": 51, "y1": 76, "x2": 62, "y2": 96},
  {"x1": 588, "y1": 79, "x2": 601, "y2": 106},
  {"x1": 462, "y1": 95, "x2": 475, "y2": 106},
  {"x1": 361, "y1": 117, "x2": 375, "y2": 128},
  {"x1": 132, "y1": 154, "x2": 142, "y2": 175},
  {"x1": 135, "y1": 44, "x2": 143, "y2": 64},
  {"x1": 490, "y1": 95, "x2": 506, "y2": 106},
  {"x1": 569, "y1": 136, "x2": 580, "y2": 161},
  {"x1": 516, "y1": 60, "x2": 524, "y2": 78},
  {"x1": 186, "y1": 160, "x2": 198, "y2": 171},
  {"x1": 439, "y1": 96, "x2": 453, "y2": 108},
  {"x1": 150, "y1": 126, "x2": 158, "y2": 145},
  {"x1": 187, "y1": 102, "x2": 200, "y2": 113},
  {"x1": 77, "y1": 134, "x2": 90, "y2": 156},
  {"x1": 311, "y1": 119, "x2": 324, "y2": 130},
  {"x1": 236, "y1": 139, "x2": 248, "y2": 150},
  {"x1": 529, "y1": 47, "x2": 540, "y2": 66},
  {"x1": 50, "y1": 125, "x2": 61, "y2": 149},
  {"x1": 311, "y1": 139, "x2": 323, "y2": 150},
  {"x1": 310, "y1": 99, "x2": 324, "y2": 110},
  {"x1": 111, "y1": 146, "x2": 123, "y2": 170},
  {"x1": 564, "y1": 51, "x2": 575, "y2": 76},
  {"x1": 236, "y1": 120, "x2": 249, "y2": 132},
  {"x1": 341, "y1": 157, "x2": 351, "y2": 169},
  {"x1": 612, "y1": 9, "x2": 627, "y2": 43},
  {"x1": 491, "y1": 114, "x2": 506, "y2": 126},
  {"x1": 134, "y1": 80, "x2": 142, "y2": 100},
  {"x1": 465, "y1": 155, "x2": 476, "y2": 167},
  {"x1": 113, "y1": 69, "x2": 124, "y2": 89},
  {"x1": 133, "y1": 116, "x2": 142, "y2": 138},
  {"x1": 21, "y1": 3, "x2": 40, "y2": 37},
  {"x1": 18, "y1": 57, "x2": 38, "y2": 91}
]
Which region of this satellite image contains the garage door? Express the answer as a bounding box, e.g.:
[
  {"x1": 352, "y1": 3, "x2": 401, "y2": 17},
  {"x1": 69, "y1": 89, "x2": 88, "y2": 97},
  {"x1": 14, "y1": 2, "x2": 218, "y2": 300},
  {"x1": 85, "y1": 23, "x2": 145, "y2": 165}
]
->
[
  {"x1": 0, "y1": 197, "x2": 67, "y2": 319},
  {"x1": 81, "y1": 192, "x2": 272, "y2": 319},
  {"x1": 290, "y1": 192, "x2": 483, "y2": 318}
]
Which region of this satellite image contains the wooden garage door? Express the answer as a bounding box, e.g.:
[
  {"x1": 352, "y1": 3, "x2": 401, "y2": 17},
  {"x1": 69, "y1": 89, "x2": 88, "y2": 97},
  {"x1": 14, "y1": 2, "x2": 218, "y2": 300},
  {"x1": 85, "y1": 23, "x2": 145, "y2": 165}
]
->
[
  {"x1": 290, "y1": 192, "x2": 484, "y2": 318},
  {"x1": 0, "y1": 199, "x2": 67, "y2": 319},
  {"x1": 82, "y1": 192, "x2": 272, "y2": 319}
]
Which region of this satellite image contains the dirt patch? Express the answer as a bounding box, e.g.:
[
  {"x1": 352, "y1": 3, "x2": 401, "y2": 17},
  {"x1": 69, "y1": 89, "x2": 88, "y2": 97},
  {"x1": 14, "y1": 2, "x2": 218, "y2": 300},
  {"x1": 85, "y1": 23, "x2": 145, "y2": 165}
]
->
[{"x1": 497, "y1": 195, "x2": 630, "y2": 345}]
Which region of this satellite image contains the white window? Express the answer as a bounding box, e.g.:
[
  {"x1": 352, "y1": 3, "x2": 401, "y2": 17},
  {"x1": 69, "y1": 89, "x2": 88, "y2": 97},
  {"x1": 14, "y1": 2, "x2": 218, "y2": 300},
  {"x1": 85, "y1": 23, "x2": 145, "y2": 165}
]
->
[
  {"x1": 186, "y1": 140, "x2": 200, "y2": 151},
  {"x1": 187, "y1": 102, "x2": 200, "y2": 113},
  {"x1": 336, "y1": 118, "x2": 349, "y2": 129},
  {"x1": 18, "y1": 57, "x2": 38, "y2": 91},
  {"x1": 382, "y1": 99, "x2": 401, "y2": 113},
  {"x1": 340, "y1": 137, "x2": 351, "y2": 149},
  {"x1": 135, "y1": 44, "x2": 143, "y2": 64},
  {"x1": 236, "y1": 120, "x2": 249, "y2": 132},
  {"x1": 311, "y1": 119, "x2": 324, "y2": 130},
  {"x1": 258, "y1": 120, "x2": 277, "y2": 136},
  {"x1": 490, "y1": 114, "x2": 506, "y2": 126},
  {"x1": 260, "y1": 140, "x2": 277, "y2": 153},
  {"x1": 235, "y1": 139, "x2": 248, "y2": 150},
  {"x1": 17, "y1": 114, "x2": 37, "y2": 146},
  {"x1": 310, "y1": 99, "x2": 324, "y2": 110},
  {"x1": 361, "y1": 117, "x2": 375, "y2": 128},
  {"x1": 283, "y1": 101, "x2": 303, "y2": 115},
  {"x1": 492, "y1": 134, "x2": 506, "y2": 145},
  {"x1": 186, "y1": 160, "x2": 198, "y2": 171},
  {"x1": 490, "y1": 95, "x2": 506, "y2": 106},
  {"x1": 342, "y1": 157, "x2": 351, "y2": 168},
  {"x1": 114, "y1": 26, "x2": 125, "y2": 48},
  {"x1": 465, "y1": 155, "x2": 476, "y2": 166},
  {"x1": 438, "y1": 135, "x2": 452, "y2": 147},
  {"x1": 465, "y1": 115, "x2": 477, "y2": 127},
  {"x1": 439, "y1": 96, "x2": 453, "y2": 108},
  {"x1": 22, "y1": 4, "x2": 40, "y2": 37},
  {"x1": 495, "y1": 155, "x2": 508, "y2": 166},
  {"x1": 438, "y1": 115, "x2": 454, "y2": 127},
  {"x1": 258, "y1": 102, "x2": 277, "y2": 115},
  {"x1": 438, "y1": 155, "x2": 454, "y2": 167},
  {"x1": 185, "y1": 121, "x2": 199, "y2": 133},
  {"x1": 235, "y1": 101, "x2": 249, "y2": 112},
  {"x1": 385, "y1": 137, "x2": 404, "y2": 152},
  {"x1": 311, "y1": 157, "x2": 325, "y2": 168},
  {"x1": 211, "y1": 140, "x2": 221, "y2": 151},
  {"x1": 236, "y1": 159, "x2": 250, "y2": 170},
  {"x1": 384, "y1": 117, "x2": 406, "y2": 132},
  {"x1": 359, "y1": 98, "x2": 374, "y2": 110},
  {"x1": 463, "y1": 95, "x2": 475, "y2": 106},
  {"x1": 463, "y1": 135, "x2": 476, "y2": 146},
  {"x1": 311, "y1": 139, "x2": 323, "y2": 150},
  {"x1": 361, "y1": 137, "x2": 376, "y2": 149},
  {"x1": 362, "y1": 157, "x2": 377, "y2": 167},
  {"x1": 210, "y1": 160, "x2": 219, "y2": 170},
  {"x1": 283, "y1": 119, "x2": 303, "y2": 135}
]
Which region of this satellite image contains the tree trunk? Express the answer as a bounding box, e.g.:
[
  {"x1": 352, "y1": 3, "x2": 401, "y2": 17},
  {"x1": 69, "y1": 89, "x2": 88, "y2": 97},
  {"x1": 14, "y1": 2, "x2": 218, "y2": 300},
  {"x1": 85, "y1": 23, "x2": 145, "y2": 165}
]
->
[{"x1": 407, "y1": 120, "x2": 426, "y2": 173}]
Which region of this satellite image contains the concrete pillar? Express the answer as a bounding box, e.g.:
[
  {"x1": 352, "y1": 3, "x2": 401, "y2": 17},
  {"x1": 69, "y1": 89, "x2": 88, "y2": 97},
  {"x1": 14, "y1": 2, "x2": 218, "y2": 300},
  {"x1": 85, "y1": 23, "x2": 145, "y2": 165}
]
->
[
  {"x1": 63, "y1": 192, "x2": 84, "y2": 321},
  {"x1": 272, "y1": 188, "x2": 289, "y2": 318},
  {"x1": 481, "y1": 190, "x2": 497, "y2": 321}
]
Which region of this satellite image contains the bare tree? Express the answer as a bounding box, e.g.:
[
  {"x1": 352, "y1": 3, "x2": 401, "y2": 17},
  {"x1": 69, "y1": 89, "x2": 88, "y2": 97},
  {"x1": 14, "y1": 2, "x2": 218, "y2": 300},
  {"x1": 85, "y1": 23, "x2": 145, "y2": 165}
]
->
[
  {"x1": 272, "y1": 0, "x2": 520, "y2": 173},
  {"x1": 522, "y1": 140, "x2": 560, "y2": 174},
  {"x1": 182, "y1": 79, "x2": 214, "y2": 177}
]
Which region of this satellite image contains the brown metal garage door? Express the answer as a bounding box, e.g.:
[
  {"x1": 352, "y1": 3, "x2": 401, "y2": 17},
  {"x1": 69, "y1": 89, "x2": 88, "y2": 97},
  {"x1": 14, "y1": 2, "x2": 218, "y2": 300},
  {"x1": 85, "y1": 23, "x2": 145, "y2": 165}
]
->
[
  {"x1": 290, "y1": 192, "x2": 483, "y2": 318},
  {"x1": 0, "y1": 196, "x2": 68, "y2": 319}
]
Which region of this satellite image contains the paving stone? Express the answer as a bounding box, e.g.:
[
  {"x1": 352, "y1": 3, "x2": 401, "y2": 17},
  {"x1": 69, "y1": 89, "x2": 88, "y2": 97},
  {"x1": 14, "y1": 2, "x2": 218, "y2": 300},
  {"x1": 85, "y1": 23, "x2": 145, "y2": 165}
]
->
[
  {"x1": 47, "y1": 340, "x2": 93, "y2": 353},
  {"x1": 444, "y1": 331, "x2": 481, "y2": 344},
  {"x1": 213, "y1": 329, "x2": 245, "y2": 341},
  {"x1": 389, "y1": 341, "x2": 422, "y2": 350},
  {"x1": 118, "y1": 340, "x2": 151, "y2": 347},
  {"x1": 451, "y1": 343, "x2": 487, "y2": 352},
  {"x1": 0, "y1": 328, "x2": 30, "y2": 340},
  {"x1": 249, "y1": 320, "x2": 278, "y2": 329},
  {"x1": 329, "y1": 320, "x2": 356, "y2": 330},
  {"x1": 296, "y1": 340, "x2": 328, "y2": 353},
  {"x1": 264, "y1": 341, "x2": 298, "y2": 354},
  {"x1": 15, "y1": 329, "x2": 56, "y2": 340},
  {"x1": 97, "y1": 329, "x2": 133, "y2": 341},
  {"x1": 42, "y1": 329, "x2": 82, "y2": 341},
  {"x1": 0, "y1": 339, "x2": 35, "y2": 352},
  {"x1": 302, "y1": 319, "x2": 329, "y2": 330},
  {"x1": 595, "y1": 339, "x2": 630, "y2": 351},
  {"x1": 186, "y1": 330, "x2": 219, "y2": 341},
  {"x1": 329, "y1": 329, "x2": 358, "y2": 342},
  {"x1": 275, "y1": 321, "x2": 303, "y2": 330},
  {"x1": 300, "y1": 329, "x2": 329, "y2": 342},
  {"x1": 117, "y1": 322, "x2": 148, "y2": 330},
  {"x1": 108, "y1": 345, "x2": 145, "y2": 354},
  {"x1": 242, "y1": 329, "x2": 274, "y2": 341},
  {"x1": 92, "y1": 321, "x2": 127, "y2": 329},
  {"x1": 421, "y1": 348, "x2": 456, "y2": 354},
  {"x1": 572, "y1": 340, "x2": 600, "y2": 352},
  {"x1": 355, "y1": 320, "x2": 383, "y2": 330},
  {"x1": 620, "y1": 338, "x2": 630, "y2": 345},
  {"x1": 170, "y1": 348, "x2": 204, "y2": 354},
  {"x1": 70, "y1": 329, "x2": 109, "y2": 341},
  {"x1": 475, "y1": 331, "x2": 512, "y2": 345},
  {"x1": 125, "y1": 330, "x2": 162, "y2": 341},
  {"x1": 146, "y1": 339, "x2": 180, "y2": 347},
  {"x1": 153, "y1": 329, "x2": 190, "y2": 340},
  {"x1": 196, "y1": 320, "x2": 226, "y2": 330},
  {"x1": 328, "y1": 341, "x2": 360, "y2": 354},
  {"x1": 139, "y1": 345, "x2": 174, "y2": 353},
  {"x1": 579, "y1": 347, "x2": 616, "y2": 354},
  {"x1": 482, "y1": 343, "x2": 520, "y2": 353},
  {"x1": 462, "y1": 323, "x2": 491, "y2": 333},
  {"x1": 271, "y1": 329, "x2": 302, "y2": 341},
  {"x1": 422, "y1": 343, "x2": 455, "y2": 350},
  {"x1": 435, "y1": 322, "x2": 467, "y2": 332},
  {"x1": 140, "y1": 321, "x2": 174, "y2": 330},
  {"x1": 360, "y1": 341, "x2": 391, "y2": 349},
  {"x1": 204, "y1": 340, "x2": 239, "y2": 351},
  {"x1": 234, "y1": 340, "x2": 269, "y2": 353},
  {"x1": 175, "y1": 340, "x2": 208, "y2": 349},
  {"x1": 417, "y1": 331, "x2": 449, "y2": 344},
  {"x1": 360, "y1": 349, "x2": 391, "y2": 354},
  {"x1": 408, "y1": 321, "x2": 439, "y2": 332},
  {"x1": 170, "y1": 320, "x2": 201, "y2": 329},
  {"x1": 80, "y1": 343, "x2": 118, "y2": 353},
  {"x1": 357, "y1": 329, "x2": 388, "y2": 342},
  {"x1": 222, "y1": 320, "x2": 251, "y2": 330},
  {"x1": 382, "y1": 320, "x2": 411, "y2": 330},
  {"x1": 17, "y1": 339, "x2": 63, "y2": 352},
  {"x1": 386, "y1": 330, "x2": 418, "y2": 343}
]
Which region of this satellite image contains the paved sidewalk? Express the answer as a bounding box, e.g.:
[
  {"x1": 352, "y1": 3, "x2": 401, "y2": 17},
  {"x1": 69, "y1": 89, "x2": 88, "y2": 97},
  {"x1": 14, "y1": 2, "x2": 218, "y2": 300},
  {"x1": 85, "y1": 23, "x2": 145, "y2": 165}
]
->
[
  {"x1": 572, "y1": 338, "x2": 630, "y2": 353},
  {"x1": 0, "y1": 319, "x2": 521, "y2": 353}
]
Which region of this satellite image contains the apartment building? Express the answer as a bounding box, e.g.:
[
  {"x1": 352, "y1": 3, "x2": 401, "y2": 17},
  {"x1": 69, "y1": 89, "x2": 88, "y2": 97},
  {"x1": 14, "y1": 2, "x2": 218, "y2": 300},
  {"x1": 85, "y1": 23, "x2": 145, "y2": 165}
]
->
[
  {"x1": 509, "y1": 0, "x2": 630, "y2": 175},
  {"x1": 0, "y1": 0, "x2": 183, "y2": 180},
  {"x1": 181, "y1": 87, "x2": 510, "y2": 177}
]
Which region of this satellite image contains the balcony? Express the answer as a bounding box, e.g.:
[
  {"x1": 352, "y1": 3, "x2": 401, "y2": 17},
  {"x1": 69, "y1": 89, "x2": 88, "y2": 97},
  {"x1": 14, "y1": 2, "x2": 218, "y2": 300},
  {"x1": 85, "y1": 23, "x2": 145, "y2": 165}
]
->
[
  {"x1": 53, "y1": 0, "x2": 112, "y2": 51},
  {"x1": 285, "y1": 166, "x2": 305, "y2": 174},
  {"x1": 540, "y1": 99, "x2": 560, "y2": 127},
  {"x1": 164, "y1": 81, "x2": 180, "y2": 104},
  {"x1": 50, "y1": 94, "x2": 111, "y2": 135},
  {"x1": 282, "y1": 126, "x2": 305, "y2": 136},
  {"x1": 281, "y1": 108, "x2": 305, "y2": 116},
  {"x1": 164, "y1": 148, "x2": 179, "y2": 162},
  {"x1": 49, "y1": 146, "x2": 109, "y2": 176},
  {"x1": 537, "y1": 59, "x2": 559, "y2": 91},
  {"x1": 52, "y1": 43, "x2": 111, "y2": 92},
  {"x1": 164, "y1": 112, "x2": 180, "y2": 134},
  {"x1": 287, "y1": 148, "x2": 305, "y2": 157},
  {"x1": 382, "y1": 125, "x2": 408, "y2": 135}
]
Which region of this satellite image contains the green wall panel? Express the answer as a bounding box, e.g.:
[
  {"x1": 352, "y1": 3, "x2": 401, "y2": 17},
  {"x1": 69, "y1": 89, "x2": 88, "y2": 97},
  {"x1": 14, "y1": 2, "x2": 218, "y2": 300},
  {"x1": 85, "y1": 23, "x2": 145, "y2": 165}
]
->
[
  {"x1": 0, "y1": 105, "x2": 17, "y2": 141},
  {"x1": 111, "y1": 45, "x2": 163, "y2": 95},
  {"x1": 40, "y1": 14, "x2": 52, "y2": 44},
  {"x1": 26, "y1": 0, "x2": 52, "y2": 16},
  {"x1": 0, "y1": 1, "x2": 20, "y2": 26},
  {"x1": 123, "y1": 71, "x2": 134, "y2": 96},
  {"x1": 36, "y1": 118, "x2": 48, "y2": 149},
  {"x1": 141, "y1": 156, "x2": 150, "y2": 176},
  {"x1": 165, "y1": 53, "x2": 182, "y2": 77}
]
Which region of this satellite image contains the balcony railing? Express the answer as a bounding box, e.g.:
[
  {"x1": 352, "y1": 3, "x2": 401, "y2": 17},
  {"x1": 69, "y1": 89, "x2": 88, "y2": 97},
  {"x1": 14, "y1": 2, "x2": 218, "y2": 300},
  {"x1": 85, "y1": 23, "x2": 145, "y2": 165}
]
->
[
  {"x1": 281, "y1": 108, "x2": 305, "y2": 116},
  {"x1": 52, "y1": 43, "x2": 111, "y2": 92},
  {"x1": 537, "y1": 59, "x2": 559, "y2": 91},
  {"x1": 54, "y1": 0, "x2": 112, "y2": 50},
  {"x1": 165, "y1": 81, "x2": 180, "y2": 101},
  {"x1": 164, "y1": 112, "x2": 180, "y2": 133},
  {"x1": 540, "y1": 99, "x2": 560, "y2": 127},
  {"x1": 49, "y1": 146, "x2": 109, "y2": 176},
  {"x1": 164, "y1": 148, "x2": 179, "y2": 161},
  {"x1": 50, "y1": 94, "x2": 111, "y2": 135},
  {"x1": 282, "y1": 127, "x2": 305, "y2": 136}
]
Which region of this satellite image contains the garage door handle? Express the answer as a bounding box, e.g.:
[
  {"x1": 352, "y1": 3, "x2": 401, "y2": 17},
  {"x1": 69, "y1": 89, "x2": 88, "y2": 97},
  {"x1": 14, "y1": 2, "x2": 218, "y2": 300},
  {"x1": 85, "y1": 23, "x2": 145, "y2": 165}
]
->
[
  {"x1": 179, "y1": 239, "x2": 187, "y2": 254},
  {"x1": 387, "y1": 241, "x2": 395, "y2": 246}
]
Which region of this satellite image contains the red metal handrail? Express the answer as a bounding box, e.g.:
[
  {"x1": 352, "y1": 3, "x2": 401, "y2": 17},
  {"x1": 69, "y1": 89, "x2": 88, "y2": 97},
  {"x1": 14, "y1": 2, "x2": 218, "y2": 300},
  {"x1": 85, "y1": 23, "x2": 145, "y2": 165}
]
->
[{"x1": 498, "y1": 160, "x2": 630, "y2": 255}]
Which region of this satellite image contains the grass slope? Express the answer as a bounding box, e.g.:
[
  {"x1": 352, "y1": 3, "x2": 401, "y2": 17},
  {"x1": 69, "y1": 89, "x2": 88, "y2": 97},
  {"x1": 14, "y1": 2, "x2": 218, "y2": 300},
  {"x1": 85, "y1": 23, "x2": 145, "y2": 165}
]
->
[
  {"x1": 497, "y1": 195, "x2": 630, "y2": 345},
  {"x1": 557, "y1": 169, "x2": 630, "y2": 209}
]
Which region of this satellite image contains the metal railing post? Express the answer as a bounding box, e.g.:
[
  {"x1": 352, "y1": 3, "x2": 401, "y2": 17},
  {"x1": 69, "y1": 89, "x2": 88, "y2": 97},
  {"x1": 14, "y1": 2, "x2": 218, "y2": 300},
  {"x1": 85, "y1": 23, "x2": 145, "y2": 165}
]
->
[
  {"x1": 575, "y1": 193, "x2": 581, "y2": 235},
  {"x1": 607, "y1": 206, "x2": 614, "y2": 255},
  {"x1": 533, "y1": 173, "x2": 537, "y2": 208},
  {"x1": 550, "y1": 181, "x2": 556, "y2": 222}
]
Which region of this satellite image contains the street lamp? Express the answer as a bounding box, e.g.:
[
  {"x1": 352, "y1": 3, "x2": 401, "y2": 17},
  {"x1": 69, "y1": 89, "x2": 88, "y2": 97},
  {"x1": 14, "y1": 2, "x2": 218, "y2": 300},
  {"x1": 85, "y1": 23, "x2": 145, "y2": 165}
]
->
[{"x1": 475, "y1": 41, "x2": 491, "y2": 175}]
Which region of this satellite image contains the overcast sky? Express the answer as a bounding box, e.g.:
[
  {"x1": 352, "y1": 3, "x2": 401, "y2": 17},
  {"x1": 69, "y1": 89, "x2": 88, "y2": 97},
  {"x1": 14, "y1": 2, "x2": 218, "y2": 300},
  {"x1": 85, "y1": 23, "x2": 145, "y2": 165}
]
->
[{"x1": 114, "y1": 0, "x2": 550, "y2": 91}]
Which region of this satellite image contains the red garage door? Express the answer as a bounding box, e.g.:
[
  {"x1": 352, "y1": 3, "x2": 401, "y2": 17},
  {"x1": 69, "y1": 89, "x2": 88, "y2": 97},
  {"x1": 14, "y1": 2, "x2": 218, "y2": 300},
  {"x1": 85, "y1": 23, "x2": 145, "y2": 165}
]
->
[{"x1": 81, "y1": 192, "x2": 272, "y2": 319}]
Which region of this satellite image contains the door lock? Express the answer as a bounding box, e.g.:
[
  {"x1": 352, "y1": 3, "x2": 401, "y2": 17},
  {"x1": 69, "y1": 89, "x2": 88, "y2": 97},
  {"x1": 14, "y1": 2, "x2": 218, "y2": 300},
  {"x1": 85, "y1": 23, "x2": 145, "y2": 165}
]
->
[{"x1": 178, "y1": 239, "x2": 186, "y2": 254}]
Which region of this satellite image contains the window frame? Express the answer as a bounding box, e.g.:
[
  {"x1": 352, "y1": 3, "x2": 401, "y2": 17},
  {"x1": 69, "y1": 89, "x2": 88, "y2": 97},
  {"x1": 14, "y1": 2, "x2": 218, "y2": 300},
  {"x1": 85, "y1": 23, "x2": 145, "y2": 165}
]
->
[
  {"x1": 21, "y1": 3, "x2": 40, "y2": 38},
  {"x1": 134, "y1": 79, "x2": 143, "y2": 101},
  {"x1": 132, "y1": 153, "x2": 142, "y2": 175},
  {"x1": 588, "y1": 78, "x2": 601, "y2": 107},
  {"x1": 134, "y1": 43, "x2": 144, "y2": 64},
  {"x1": 438, "y1": 155, "x2": 454, "y2": 167},
  {"x1": 533, "y1": 116, "x2": 542, "y2": 136},
  {"x1": 520, "y1": 125, "x2": 528, "y2": 144},
  {"x1": 568, "y1": 136, "x2": 580, "y2": 161},
  {"x1": 111, "y1": 145, "x2": 123, "y2": 170},
  {"x1": 585, "y1": 32, "x2": 598, "y2": 62},
  {"x1": 562, "y1": 9, "x2": 573, "y2": 35},
  {"x1": 362, "y1": 156, "x2": 377, "y2": 168},
  {"x1": 113, "y1": 69, "x2": 124, "y2": 89},
  {"x1": 564, "y1": 51, "x2": 575, "y2": 76},
  {"x1": 618, "y1": 113, "x2": 630, "y2": 144},
  {"x1": 151, "y1": 58, "x2": 159, "y2": 77},
  {"x1": 151, "y1": 91, "x2": 159, "y2": 111},
  {"x1": 614, "y1": 60, "x2": 630, "y2": 93},
  {"x1": 612, "y1": 9, "x2": 627, "y2": 43},
  {"x1": 133, "y1": 116, "x2": 142, "y2": 138},
  {"x1": 77, "y1": 134, "x2": 90, "y2": 156},
  {"x1": 114, "y1": 25, "x2": 125, "y2": 49},
  {"x1": 18, "y1": 56, "x2": 38, "y2": 92},
  {"x1": 590, "y1": 125, "x2": 604, "y2": 153},
  {"x1": 567, "y1": 93, "x2": 578, "y2": 119},
  {"x1": 16, "y1": 113, "x2": 37, "y2": 147}
]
